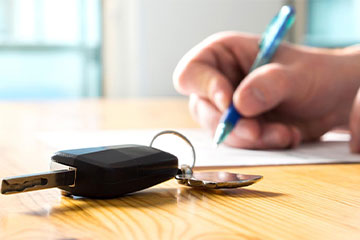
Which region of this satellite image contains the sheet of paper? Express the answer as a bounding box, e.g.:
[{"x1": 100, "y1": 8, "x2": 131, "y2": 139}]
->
[{"x1": 37, "y1": 129, "x2": 360, "y2": 167}]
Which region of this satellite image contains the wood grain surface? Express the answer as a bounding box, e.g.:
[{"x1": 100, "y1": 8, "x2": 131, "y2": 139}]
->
[{"x1": 0, "y1": 98, "x2": 359, "y2": 240}]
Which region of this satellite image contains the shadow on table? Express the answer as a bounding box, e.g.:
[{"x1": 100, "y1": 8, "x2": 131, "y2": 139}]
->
[
  {"x1": 25, "y1": 186, "x2": 284, "y2": 217},
  {"x1": 26, "y1": 188, "x2": 177, "y2": 216},
  {"x1": 178, "y1": 187, "x2": 284, "y2": 198}
]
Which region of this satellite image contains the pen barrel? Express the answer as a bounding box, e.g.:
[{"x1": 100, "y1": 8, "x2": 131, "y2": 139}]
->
[
  {"x1": 214, "y1": 5, "x2": 295, "y2": 145},
  {"x1": 221, "y1": 104, "x2": 242, "y2": 127}
]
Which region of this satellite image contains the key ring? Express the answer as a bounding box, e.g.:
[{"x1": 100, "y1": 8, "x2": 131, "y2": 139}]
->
[
  {"x1": 149, "y1": 130, "x2": 196, "y2": 169},
  {"x1": 150, "y1": 130, "x2": 262, "y2": 189}
]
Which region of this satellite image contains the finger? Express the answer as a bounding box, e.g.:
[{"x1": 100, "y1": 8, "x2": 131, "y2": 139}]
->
[
  {"x1": 349, "y1": 88, "x2": 360, "y2": 153},
  {"x1": 223, "y1": 118, "x2": 262, "y2": 148},
  {"x1": 259, "y1": 123, "x2": 301, "y2": 149},
  {"x1": 173, "y1": 32, "x2": 258, "y2": 111},
  {"x1": 225, "y1": 121, "x2": 302, "y2": 149},
  {"x1": 190, "y1": 95, "x2": 303, "y2": 149},
  {"x1": 233, "y1": 63, "x2": 292, "y2": 117},
  {"x1": 175, "y1": 61, "x2": 233, "y2": 111},
  {"x1": 189, "y1": 95, "x2": 260, "y2": 144},
  {"x1": 189, "y1": 94, "x2": 221, "y2": 130}
]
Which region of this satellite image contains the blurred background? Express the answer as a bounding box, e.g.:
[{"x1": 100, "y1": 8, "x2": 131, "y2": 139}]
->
[{"x1": 0, "y1": 0, "x2": 359, "y2": 100}]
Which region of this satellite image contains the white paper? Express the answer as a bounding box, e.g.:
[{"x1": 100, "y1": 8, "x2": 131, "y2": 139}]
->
[{"x1": 37, "y1": 129, "x2": 360, "y2": 167}]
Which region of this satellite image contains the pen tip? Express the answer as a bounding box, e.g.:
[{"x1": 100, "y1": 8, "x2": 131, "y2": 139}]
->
[
  {"x1": 213, "y1": 122, "x2": 234, "y2": 147},
  {"x1": 212, "y1": 140, "x2": 220, "y2": 148},
  {"x1": 213, "y1": 126, "x2": 226, "y2": 148}
]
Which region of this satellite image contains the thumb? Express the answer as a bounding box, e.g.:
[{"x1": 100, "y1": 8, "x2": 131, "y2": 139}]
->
[
  {"x1": 350, "y1": 87, "x2": 360, "y2": 153},
  {"x1": 233, "y1": 63, "x2": 292, "y2": 117}
]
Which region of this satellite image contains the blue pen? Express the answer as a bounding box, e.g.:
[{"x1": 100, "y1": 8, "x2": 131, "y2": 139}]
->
[{"x1": 213, "y1": 5, "x2": 296, "y2": 146}]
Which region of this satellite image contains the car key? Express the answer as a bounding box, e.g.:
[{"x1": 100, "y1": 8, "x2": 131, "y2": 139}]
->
[
  {"x1": 1, "y1": 130, "x2": 262, "y2": 199},
  {"x1": 2, "y1": 144, "x2": 178, "y2": 198}
]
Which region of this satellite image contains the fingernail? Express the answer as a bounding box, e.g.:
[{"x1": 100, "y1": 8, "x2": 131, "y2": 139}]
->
[
  {"x1": 214, "y1": 91, "x2": 228, "y2": 111},
  {"x1": 291, "y1": 127, "x2": 302, "y2": 148},
  {"x1": 262, "y1": 129, "x2": 280, "y2": 147},
  {"x1": 250, "y1": 87, "x2": 266, "y2": 105},
  {"x1": 234, "y1": 123, "x2": 255, "y2": 141}
]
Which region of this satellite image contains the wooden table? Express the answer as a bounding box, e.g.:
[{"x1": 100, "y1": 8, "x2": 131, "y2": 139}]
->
[{"x1": 0, "y1": 98, "x2": 359, "y2": 240}]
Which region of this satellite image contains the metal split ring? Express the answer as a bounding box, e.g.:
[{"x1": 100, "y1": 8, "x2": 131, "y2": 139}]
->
[{"x1": 149, "y1": 130, "x2": 196, "y2": 169}]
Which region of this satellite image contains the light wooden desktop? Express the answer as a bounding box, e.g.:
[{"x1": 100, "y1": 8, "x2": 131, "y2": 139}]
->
[{"x1": 0, "y1": 98, "x2": 359, "y2": 240}]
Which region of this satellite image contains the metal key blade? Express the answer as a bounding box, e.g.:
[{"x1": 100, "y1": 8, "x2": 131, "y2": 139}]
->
[{"x1": 1, "y1": 169, "x2": 75, "y2": 195}]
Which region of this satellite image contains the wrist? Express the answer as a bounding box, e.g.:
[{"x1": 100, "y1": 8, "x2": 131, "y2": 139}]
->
[
  {"x1": 315, "y1": 46, "x2": 360, "y2": 91},
  {"x1": 328, "y1": 46, "x2": 360, "y2": 125},
  {"x1": 337, "y1": 45, "x2": 360, "y2": 86},
  {"x1": 302, "y1": 45, "x2": 360, "y2": 126}
]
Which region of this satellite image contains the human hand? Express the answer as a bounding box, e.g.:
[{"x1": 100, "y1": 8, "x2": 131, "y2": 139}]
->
[{"x1": 173, "y1": 32, "x2": 360, "y2": 150}]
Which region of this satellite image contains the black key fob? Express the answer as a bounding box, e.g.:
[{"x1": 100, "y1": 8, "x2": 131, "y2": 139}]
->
[
  {"x1": 51, "y1": 144, "x2": 178, "y2": 198},
  {"x1": 1, "y1": 130, "x2": 262, "y2": 199}
]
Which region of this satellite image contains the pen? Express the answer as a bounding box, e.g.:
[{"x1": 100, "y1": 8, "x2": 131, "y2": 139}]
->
[{"x1": 213, "y1": 5, "x2": 296, "y2": 146}]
